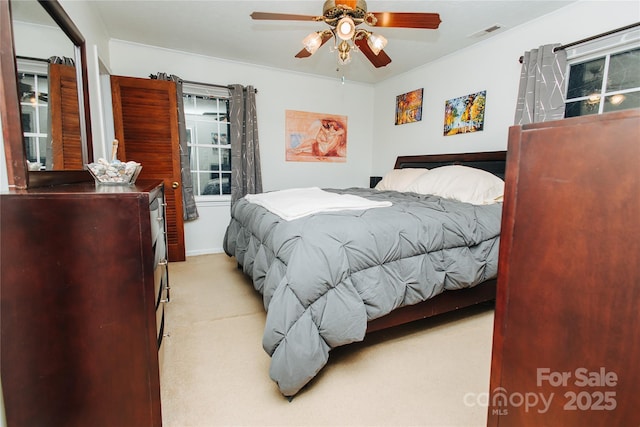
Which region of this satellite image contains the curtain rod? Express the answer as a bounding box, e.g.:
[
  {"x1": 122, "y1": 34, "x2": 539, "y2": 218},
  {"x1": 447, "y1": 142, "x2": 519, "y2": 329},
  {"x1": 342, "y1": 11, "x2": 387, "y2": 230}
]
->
[
  {"x1": 554, "y1": 21, "x2": 640, "y2": 52},
  {"x1": 518, "y1": 21, "x2": 640, "y2": 63},
  {"x1": 182, "y1": 79, "x2": 258, "y2": 93}
]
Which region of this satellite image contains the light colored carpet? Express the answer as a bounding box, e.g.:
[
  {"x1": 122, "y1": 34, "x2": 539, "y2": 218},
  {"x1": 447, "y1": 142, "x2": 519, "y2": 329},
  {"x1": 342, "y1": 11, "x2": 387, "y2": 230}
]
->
[{"x1": 160, "y1": 254, "x2": 495, "y2": 427}]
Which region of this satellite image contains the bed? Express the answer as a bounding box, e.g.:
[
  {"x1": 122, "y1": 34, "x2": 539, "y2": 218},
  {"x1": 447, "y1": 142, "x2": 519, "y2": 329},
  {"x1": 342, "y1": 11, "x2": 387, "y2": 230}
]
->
[{"x1": 223, "y1": 151, "x2": 507, "y2": 397}]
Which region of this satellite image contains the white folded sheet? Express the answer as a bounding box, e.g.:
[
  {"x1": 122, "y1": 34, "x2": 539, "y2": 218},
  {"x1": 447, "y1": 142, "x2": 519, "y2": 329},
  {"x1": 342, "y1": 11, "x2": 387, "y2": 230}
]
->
[{"x1": 244, "y1": 187, "x2": 392, "y2": 221}]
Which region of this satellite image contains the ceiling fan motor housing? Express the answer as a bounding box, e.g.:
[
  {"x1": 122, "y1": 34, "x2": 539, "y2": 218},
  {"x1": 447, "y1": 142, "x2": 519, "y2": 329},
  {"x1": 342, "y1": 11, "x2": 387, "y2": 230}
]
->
[{"x1": 323, "y1": 0, "x2": 368, "y2": 22}]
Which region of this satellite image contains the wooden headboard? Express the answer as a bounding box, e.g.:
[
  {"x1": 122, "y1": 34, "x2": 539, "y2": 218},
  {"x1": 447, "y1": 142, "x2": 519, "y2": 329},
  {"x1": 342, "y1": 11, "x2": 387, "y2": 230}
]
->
[
  {"x1": 367, "y1": 150, "x2": 507, "y2": 332},
  {"x1": 394, "y1": 151, "x2": 508, "y2": 180}
]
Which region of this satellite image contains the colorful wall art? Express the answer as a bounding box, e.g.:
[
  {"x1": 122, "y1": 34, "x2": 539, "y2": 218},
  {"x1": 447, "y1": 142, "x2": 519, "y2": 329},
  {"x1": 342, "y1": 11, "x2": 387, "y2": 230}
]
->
[
  {"x1": 443, "y1": 90, "x2": 486, "y2": 136},
  {"x1": 285, "y1": 110, "x2": 348, "y2": 162},
  {"x1": 395, "y1": 88, "x2": 423, "y2": 125}
]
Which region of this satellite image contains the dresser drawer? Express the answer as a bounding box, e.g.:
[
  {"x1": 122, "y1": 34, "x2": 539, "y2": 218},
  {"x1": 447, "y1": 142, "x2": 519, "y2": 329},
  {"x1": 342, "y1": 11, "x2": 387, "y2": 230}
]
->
[
  {"x1": 150, "y1": 184, "x2": 169, "y2": 356},
  {"x1": 158, "y1": 316, "x2": 166, "y2": 374},
  {"x1": 156, "y1": 296, "x2": 165, "y2": 341},
  {"x1": 149, "y1": 198, "x2": 163, "y2": 246},
  {"x1": 150, "y1": 193, "x2": 167, "y2": 272},
  {"x1": 155, "y1": 268, "x2": 168, "y2": 355},
  {"x1": 153, "y1": 235, "x2": 167, "y2": 270},
  {"x1": 157, "y1": 304, "x2": 166, "y2": 375},
  {"x1": 154, "y1": 263, "x2": 168, "y2": 310}
]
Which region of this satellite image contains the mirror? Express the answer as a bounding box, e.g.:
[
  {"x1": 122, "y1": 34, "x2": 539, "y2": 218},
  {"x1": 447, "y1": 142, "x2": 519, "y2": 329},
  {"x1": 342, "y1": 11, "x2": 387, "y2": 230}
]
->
[{"x1": 1, "y1": 0, "x2": 92, "y2": 188}]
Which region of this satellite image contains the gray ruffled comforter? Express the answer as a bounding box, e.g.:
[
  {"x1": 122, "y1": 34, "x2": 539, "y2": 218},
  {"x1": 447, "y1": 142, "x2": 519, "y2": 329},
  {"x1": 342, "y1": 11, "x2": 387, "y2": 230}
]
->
[{"x1": 223, "y1": 188, "x2": 501, "y2": 396}]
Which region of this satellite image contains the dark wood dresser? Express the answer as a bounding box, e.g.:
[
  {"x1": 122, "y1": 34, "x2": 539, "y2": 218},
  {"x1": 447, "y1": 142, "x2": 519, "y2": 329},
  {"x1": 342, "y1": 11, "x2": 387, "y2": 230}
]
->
[
  {"x1": 488, "y1": 110, "x2": 640, "y2": 426},
  {"x1": 1, "y1": 180, "x2": 169, "y2": 427}
]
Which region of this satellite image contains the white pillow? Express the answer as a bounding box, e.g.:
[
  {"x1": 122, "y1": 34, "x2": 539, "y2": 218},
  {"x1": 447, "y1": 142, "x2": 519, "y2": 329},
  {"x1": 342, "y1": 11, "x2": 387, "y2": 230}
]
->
[
  {"x1": 375, "y1": 168, "x2": 430, "y2": 192},
  {"x1": 405, "y1": 165, "x2": 504, "y2": 205}
]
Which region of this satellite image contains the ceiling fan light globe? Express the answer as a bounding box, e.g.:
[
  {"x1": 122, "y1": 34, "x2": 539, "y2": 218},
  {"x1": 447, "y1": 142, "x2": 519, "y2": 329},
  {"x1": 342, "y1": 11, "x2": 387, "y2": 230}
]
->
[
  {"x1": 302, "y1": 32, "x2": 323, "y2": 54},
  {"x1": 367, "y1": 33, "x2": 387, "y2": 55},
  {"x1": 336, "y1": 17, "x2": 356, "y2": 40}
]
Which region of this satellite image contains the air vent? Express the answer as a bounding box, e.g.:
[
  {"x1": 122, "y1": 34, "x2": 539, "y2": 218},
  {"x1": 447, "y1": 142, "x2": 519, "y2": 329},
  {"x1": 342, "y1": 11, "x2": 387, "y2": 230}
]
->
[{"x1": 469, "y1": 24, "x2": 503, "y2": 38}]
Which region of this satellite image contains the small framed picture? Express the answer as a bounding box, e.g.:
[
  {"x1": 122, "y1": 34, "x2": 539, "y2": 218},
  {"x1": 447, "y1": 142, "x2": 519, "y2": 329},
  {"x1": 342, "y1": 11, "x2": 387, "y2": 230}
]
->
[{"x1": 395, "y1": 88, "x2": 423, "y2": 125}]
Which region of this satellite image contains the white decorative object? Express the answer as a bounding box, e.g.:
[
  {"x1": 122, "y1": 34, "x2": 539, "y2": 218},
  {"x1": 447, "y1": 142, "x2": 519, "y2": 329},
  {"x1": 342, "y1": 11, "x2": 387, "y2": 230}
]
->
[{"x1": 87, "y1": 158, "x2": 142, "y2": 185}]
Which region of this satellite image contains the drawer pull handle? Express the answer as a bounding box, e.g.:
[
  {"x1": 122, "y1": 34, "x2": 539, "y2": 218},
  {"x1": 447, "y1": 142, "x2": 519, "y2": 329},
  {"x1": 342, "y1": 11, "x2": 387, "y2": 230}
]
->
[
  {"x1": 158, "y1": 259, "x2": 168, "y2": 266},
  {"x1": 172, "y1": 181, "x2": 180, "y2": 189}
]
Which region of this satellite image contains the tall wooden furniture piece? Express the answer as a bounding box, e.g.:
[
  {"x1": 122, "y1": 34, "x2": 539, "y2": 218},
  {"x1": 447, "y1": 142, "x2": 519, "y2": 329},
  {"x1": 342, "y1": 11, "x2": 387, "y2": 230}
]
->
[
  {"x1": 488, "y1": 110, "x2": 640, "y2": 426},
  {"x1": 1, "y1": 181, "x2": 169, "y2": 427}
]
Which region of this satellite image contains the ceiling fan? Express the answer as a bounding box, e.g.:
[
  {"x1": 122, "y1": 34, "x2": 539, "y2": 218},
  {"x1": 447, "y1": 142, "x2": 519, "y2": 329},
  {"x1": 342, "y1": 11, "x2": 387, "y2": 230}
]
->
[{"x1": 251, "y1": 0, "x2": 441, "y2": 68}]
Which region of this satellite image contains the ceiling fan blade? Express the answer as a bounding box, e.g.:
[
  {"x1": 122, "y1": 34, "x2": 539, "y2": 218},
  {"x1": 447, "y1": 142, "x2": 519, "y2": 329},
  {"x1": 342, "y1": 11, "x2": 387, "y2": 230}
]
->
[
  {"x1": 250, "y1": 12, "x2": 318, "y2": 22},
  {"x1": 295, "y1": 48, "x2": 313, "y2": 58},
  {"x1": 354, "y1": 38, "x2": 391, "y2": 68},
  {"x1": 295, "y1": 32, "x2": 333, "y2": 58},
  {"x1": 369, "y1": 12, "x2": 442, "y2": 29}
]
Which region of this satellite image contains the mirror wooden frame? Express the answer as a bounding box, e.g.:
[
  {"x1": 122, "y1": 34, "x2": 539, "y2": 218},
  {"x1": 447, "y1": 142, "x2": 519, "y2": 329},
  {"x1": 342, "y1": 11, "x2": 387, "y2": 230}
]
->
[{"x1": 1, "y1": 0, "x2": 93, "y2": 189}]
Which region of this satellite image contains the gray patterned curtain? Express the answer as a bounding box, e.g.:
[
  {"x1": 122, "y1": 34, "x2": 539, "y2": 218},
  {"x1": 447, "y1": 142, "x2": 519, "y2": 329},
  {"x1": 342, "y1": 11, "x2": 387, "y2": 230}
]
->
[
  {"x1": 150, "y1": 72, "x2": 198, "y2": 221},
  {"x1": 229, "y1": 84, "x2": 262, "y2": 206},
  {"x1": 514, "y1": 44, "x2": 567, "y2": 124}
]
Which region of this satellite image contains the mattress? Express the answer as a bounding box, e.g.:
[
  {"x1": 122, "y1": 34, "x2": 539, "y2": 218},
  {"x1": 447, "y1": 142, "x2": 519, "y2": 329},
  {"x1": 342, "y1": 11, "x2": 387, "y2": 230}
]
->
[{"x1": 224, "y1": 187, "x2": 502, "y2": 396}]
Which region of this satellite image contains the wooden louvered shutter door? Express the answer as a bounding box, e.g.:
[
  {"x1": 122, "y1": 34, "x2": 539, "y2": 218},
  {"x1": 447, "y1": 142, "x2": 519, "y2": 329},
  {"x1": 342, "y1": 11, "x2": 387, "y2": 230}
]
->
[
  {"x1": 110, "y1": 75, "x2": 186, "y2": 261},
  {"x1": 49, "y1": 63, "x2": 83, "y2": 170}
]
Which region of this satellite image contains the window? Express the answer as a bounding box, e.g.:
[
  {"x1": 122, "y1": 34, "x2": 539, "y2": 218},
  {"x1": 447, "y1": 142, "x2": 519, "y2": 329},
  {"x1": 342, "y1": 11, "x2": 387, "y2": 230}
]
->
[
  {"x1": 17, "y1": 59, "x2": 49, "y2": 169},
  {"x1": 183, "y1": 84, "x2": 231, "y2": 198},
  {"x1": 564, "y1": 27, "x2": 640, "y2": 118}
]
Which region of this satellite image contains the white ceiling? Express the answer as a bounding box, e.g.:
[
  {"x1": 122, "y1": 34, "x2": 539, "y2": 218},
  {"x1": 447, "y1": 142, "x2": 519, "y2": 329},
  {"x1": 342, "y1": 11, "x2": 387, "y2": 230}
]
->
[{"x1": 89, "y1": 1, "x2": 576, "y2": 84}]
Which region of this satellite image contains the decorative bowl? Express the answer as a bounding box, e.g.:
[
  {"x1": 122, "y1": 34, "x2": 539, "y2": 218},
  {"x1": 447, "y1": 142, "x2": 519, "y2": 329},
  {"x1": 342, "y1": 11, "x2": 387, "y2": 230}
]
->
[{"x1": 87, "y1": 159, "x2": 142, "y2": 185}]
